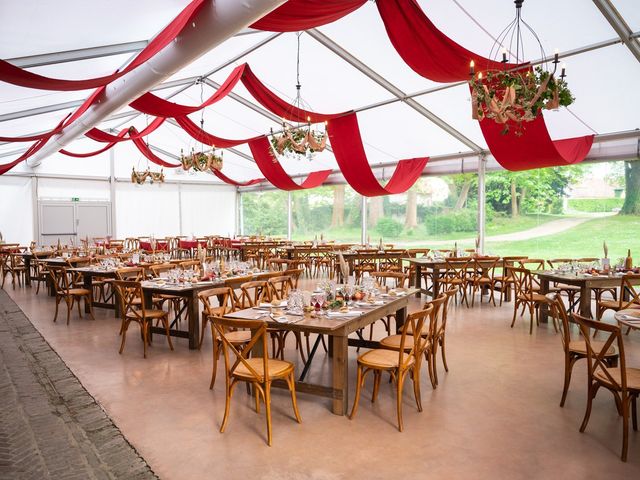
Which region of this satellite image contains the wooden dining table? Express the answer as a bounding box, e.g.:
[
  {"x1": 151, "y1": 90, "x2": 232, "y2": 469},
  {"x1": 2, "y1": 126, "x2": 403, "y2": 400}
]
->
[
  {"x1": 404, "y1": 257, "x2": 449, "y2": 298},
  {"x1": 19, "y1": 250, "x2": 55, "y2": 286},
  {"x1": 615, "y1": 309, "x2": 640, "y2": 332},
  {"x1": 225, "y1": 289, "x2": 417, "y2": 416},
  {"x1": 537, "y1": 271, "x2": 640, "y2": 321}
]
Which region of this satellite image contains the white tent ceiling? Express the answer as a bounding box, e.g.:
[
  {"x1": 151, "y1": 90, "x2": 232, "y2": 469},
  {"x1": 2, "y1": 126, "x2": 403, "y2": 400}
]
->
[{"x1": 1, "y1": 0, "x2": 639, "y2": 185}]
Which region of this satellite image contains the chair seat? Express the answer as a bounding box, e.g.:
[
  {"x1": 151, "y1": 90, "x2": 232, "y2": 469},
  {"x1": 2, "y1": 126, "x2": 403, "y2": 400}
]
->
[
  {"x1": 233, "y1": 357, "x2": 293, "y2": 380},
  {"x1": 516, "y1": 293, "x2": 547, "y2": 303},
  {"x1": 594, "y1": 367, "x2": 640, "y2": 391},
  {"x1": 218, "y1": 330, "x2": 251, "y2": 344},
  {"x1": 568, "y1": 340, "x2": 617, "y2": 357},
  {"x1": 599, "y1": 299, "x2": 622, "y2": 310},
  {"x1": 125, "y1": 309, "x2": 167, "y2": 320},
  {"x1": 64, "y1": 288, "x2": 92, "y2": 296},
  {"x1": 357, "y1": 348, "x2": 414, "y2": 369},
  {"x1": 379, "y1": 334, "x2": 428, "y2": 351}
]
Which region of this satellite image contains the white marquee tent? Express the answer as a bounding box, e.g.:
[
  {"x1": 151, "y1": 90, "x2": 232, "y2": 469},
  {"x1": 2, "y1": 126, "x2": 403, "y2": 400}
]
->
[{"x1": 1, "y1": 0, "x2": 639, "y2": 245}]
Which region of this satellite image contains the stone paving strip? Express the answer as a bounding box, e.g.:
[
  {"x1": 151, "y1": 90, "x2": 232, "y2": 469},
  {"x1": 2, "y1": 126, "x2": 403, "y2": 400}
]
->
[{"x1": 0, "y1": 289, "x2": 157, "y2": 480}]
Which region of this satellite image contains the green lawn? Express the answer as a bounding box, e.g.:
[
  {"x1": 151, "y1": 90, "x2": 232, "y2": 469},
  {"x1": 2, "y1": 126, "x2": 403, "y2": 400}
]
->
[{"x1": 485, "y1": 214, "x2": 640, "y2": 261}]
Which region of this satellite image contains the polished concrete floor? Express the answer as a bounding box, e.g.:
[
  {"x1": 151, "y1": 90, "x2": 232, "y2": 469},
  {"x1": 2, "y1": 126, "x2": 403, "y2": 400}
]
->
[{"x1": 4, "y1": 280, "x2": 640, "y2": 479}]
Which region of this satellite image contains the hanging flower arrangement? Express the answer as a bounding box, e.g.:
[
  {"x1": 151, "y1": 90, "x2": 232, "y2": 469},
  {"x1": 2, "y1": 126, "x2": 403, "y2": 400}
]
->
[
  {"x1": 131, "y1": 167, "x2": 165, "y2": 185},
  {"x1": 180, "y1": 148, "x2": 223, "y2": 173},
  {"x1": 470, "y1": 66, "x2": 574, "y2": 135},
  {"x1": 270, "y1": 123, "x2": 327, "y2": 157}
]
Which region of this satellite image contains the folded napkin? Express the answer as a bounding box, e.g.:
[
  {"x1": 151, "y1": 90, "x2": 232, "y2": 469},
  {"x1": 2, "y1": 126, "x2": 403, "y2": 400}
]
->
[
  {"x1": 259, "y1": 301, "x2": 287, "y2": 308},
  {"x1": 327, "y1": 310, "x2": 363, "y2": 317}
]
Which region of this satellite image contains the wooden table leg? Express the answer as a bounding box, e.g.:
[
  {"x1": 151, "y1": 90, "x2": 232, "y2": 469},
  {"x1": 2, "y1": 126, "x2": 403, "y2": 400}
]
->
[
  {"x1": 433, "y1": 267, "x2": 441, "y2": 298},
  {"x1": 143, "y1": 290, "x2": 155, "y2": 342},
  {"x1": 414, "y1": 264, "x2": 422, "y2": 298},
  {"x1": 187, "y1": 291, "x2": 200, "y2": 350},
  {"x1": 83, "y1": 274, "x2": 93, "y2": 313},
  {"x1": 395, "y1": 305, "x2": 407, "y2": 333},
  {"x1": 331, "y1": 335, "x2": 348, "y2": 416},
  {"x1": 24, "y1": 256, "x2": 32, "y2": 287},
  {"x1": 579, "y1": 285, "x2": 593, "y2": 318},
  {"x1": 539, "y1": 278, "x2": 549, "y2": 323}
]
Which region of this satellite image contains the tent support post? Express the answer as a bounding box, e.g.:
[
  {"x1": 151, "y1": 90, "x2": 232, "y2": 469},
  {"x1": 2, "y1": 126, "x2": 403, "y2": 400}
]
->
[{"x1": 477, "y1": 155, "x2": 487, "y2": 254}]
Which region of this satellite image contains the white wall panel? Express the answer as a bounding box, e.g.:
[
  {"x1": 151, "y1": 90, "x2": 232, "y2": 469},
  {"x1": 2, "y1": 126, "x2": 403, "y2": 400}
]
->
[
  {"x1": 180, "y1": 184, "x2": 236, "y2": 237},
  {"x1": 0, "y1": 176, "x2": 34, "y2": 244},
  {"x1": 37, "y1": 178, "x2": 110, "y2": 201},
  {"x1": 115, "y1": 182, "x2": 180, "y2": 238}
]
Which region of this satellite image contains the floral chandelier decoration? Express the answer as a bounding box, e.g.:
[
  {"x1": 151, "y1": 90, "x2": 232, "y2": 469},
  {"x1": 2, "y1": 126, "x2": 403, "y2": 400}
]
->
[
  {"x1": 469, "y1": 0, "x2": 575, "y2": 135},
  {"x1": 131, "y1": 167, "x2": 165, "y2": 185},
  {"x1": 269, "y1": 33, "x2": 327, "y2": 161},
  {"x1": 179, "y1": 147, "x2": 223, "y2": 173}
]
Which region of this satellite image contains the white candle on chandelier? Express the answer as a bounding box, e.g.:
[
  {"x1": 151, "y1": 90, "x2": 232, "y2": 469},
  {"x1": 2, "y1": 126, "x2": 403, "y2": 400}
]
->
[
  {"x1": 477, "y1": 72, "x2": 483, "y2": 81},
  {"x1": 501, "y1": 48, "x2": 507, "y2": 63},
  {"x1": 469, "y1": 59, "x2": 475, "y2": 75}
]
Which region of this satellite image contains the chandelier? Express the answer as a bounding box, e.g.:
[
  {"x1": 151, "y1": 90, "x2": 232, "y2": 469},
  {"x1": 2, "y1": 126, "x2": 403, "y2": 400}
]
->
[
  {"x1": 469, "y1": 0, "x2": 575, "y2": 135},
  {"x1": 269, "y1": 33, "x2": 327, "y2": 161},
  {"x1": 179, "y1": 147, "x2": 223, "y2": 173},
  {"x1": 131, "y1": 167, "x2": 165, "y2": 185}
]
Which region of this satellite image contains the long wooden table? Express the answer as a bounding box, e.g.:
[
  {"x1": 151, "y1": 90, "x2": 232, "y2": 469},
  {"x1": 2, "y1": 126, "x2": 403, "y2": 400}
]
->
[
  {"x1": 225, "y1": 289, "x2": 416, "y2": 416},
  {"x1": 404, "y1": 258, "x2": 448, "y2": 298},
  {"x1": 537, "y1": 271, "x2": 640, "y2": 321}
]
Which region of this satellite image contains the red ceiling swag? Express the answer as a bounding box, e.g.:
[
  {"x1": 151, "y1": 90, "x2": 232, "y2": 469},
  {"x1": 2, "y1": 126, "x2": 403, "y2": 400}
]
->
[
  {"x1": 129, "y1": 130, "x2": 180, "y2": 169},
  {"x1": 0, "y1": 0, "x2": 206, "y2": 91},
  {"x1": 0, "y1": 137, "x2": 50, "y2": 175},
  {"x1": 175, "y1": 115, "x2": 260, "y2": 148},
  {"x1": 248, "y1": 136, "x2": 331, "y2": 190},
  {"x1": 212, "y1": 169, "x2": 264, "y2": 187},
  {"x1": 327, "y1": 112, "x2": 428, "y2": 196},
  {"x1": 479, "y1": 116, "x2": 594, "y2": 171},
  {"x1": 376, "y1": 0, "x2": 523, "y2": 83},
  {"x1": 250, "y1": 0, "x2": 366, "y2": 32}
]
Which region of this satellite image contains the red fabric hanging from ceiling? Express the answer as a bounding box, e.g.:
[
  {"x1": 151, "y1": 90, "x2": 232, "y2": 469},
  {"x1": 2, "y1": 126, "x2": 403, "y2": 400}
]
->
[
  {"x1": 212, "y1": 170, "x2": 264, "y2": 187},
  {"x1": 174, "y1": 115, "x2": 260, "y2": 148},
  {"x1": 327, "y1": 112, "x2": 428, "y2": 196},
  {"x1": 130, "y1": 64, "x2": 245, "y2": 117},
  {"x1": 247, "y1": 136, "x2": 331, "y2": 190},
  {"x1": 241, "y1": 65, "x2": 345, "y2": 123},
  {"x1": 0, "y1": 137, "x2": 50, "y2": 175},
  {"x1": 250, "y1": 0, "x2": 366, "y2": 32},
  {"x1": 130, "y1": 130, "x2": 181, "y2": 168},
  {"x1": 0, "y1": 0, "x2": 206, "y2": 91},
  {"x1": 479, "y1": 116, "x2": 594, "y2": 171},
  {"x1": 376, "y1": 0, "x2": 524, "y2": 83}
]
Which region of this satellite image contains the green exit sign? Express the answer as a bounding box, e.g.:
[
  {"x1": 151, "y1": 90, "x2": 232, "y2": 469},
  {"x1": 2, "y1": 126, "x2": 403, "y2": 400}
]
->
[{"x1": 71, "y1": 197, "x2": 79, "y2": 202}]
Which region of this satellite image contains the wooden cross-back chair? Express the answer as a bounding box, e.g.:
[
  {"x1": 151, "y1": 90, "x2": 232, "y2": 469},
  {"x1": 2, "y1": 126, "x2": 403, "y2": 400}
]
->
[
  {"x1": 433, "y1": 286, "x2": 459, "y2": 384},
  {"x1": 282, "y1": 268, "x2": 304, "y2": 289},
  {"x1": 573, "y1": 313, "x2": 640, "y2": 462},
  {"x1": 495, "y1": 256, "x2": 527, "y2": 305},
  {"x1": 198, "y1": 287, "x2": 250, "y2": 390},
  {"x1": 366, "y1": 271, "x2": 409, "y2": 340},
  {"x1": 113, "y1": 280, "x2": 173, "y2": 358},
  {"x1": 596, "y1": 273, "x2": 640, "y2": 321},
  {"x1": 1, "y1": 252, "x2": 26, "y2": 289},
  {"x1": 48, "y1": 265, "x2": 94, "y2": 325},
  {"x1": 237, "y1": 280, "x2": 270, "y2": 309},
  {"x1": 469, "y1": 257, "x2": 500, "y2": 307},
  {"x1": 351, "y1": 306, "x2": 431, "y2": 432},
  {"x1": 508, "y1": 266, "x2": 549, "y2": 335},
  {"x1": 546, "y1": 293, "x2": 618, "y2": 408},
  {"x1": 267, "y1": 275, "x2": 294, "y2": 301},
  {"x1": 441, "y1": 257, "x2": 471, "y2": 307},
  {"x1": 213, "y1": 316, "x2": 301, "y2": 446}
]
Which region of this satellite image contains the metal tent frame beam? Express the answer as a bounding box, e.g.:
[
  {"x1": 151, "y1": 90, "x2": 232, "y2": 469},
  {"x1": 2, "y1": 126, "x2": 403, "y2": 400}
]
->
[{"x1": 593, "y1": 0, "x2": 640, "y2": 63}]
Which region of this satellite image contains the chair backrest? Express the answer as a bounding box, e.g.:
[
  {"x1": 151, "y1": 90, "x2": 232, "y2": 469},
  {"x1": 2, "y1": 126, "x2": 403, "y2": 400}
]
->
[
  {"x1": 238, "y1": 280, "x2": 269, "y2": 308},
  {"x1": 441, "y1": 286, "x2": 459, "y2": 333},
  {"x1": 47, "y1": 265, "x2": 71, "y2": 294},
  {"x1": 519, "y1": 259, "x2": 545, "y2": 271},
  {"x1": 472, "y1": 257, "x2": 500, "y2": 281},
  {"x1": 149, "y1": 263, "x2": 175, "y2": 278},
  {"x1": 424, "y1": 294, "x2": 448, "y2": 341},
  {"x1": 212, "y1": 316, "x2": 269, "y2": 382},
  {"x1": 444, "y1": 257, "x2": 470, "y2": 280},
  {"x1": 370, "y1": 271, "x2": 408, "y2": 288},
  {"x1": 577, "y1": 257, "x2": 598, "y2": 263},
  {"x1": 113, "y1": 280, "x2": 146, "y2": 320},
  {"x1": 396, "y1": 305, "x2": 432, "y2": 369},
  {"x1": 546, "y1": 292, "x2": 571, "y2": 353},
  {"x1": 116, "y1": 266, "x2": 144, "y2": 281},
  {"x1": 406, "y1": 248, "x2": 430, "y2": 259},
  {"x1": 268, "y1": 275, "x2": 294, "y2": 300},
  {"x1": 617, "y1": 273, "x2": 640, "y2": 309},
  {"x1": 282, "y1": 268, "x2": 304, "y2": 289},
  {"x1": 198, "y1": 287, "x2": 235, "y2": 317},
  {"x1": 508, "y1": 267, "x2": 534, "y2": 300},
  {"x1": 547, "y1": 258, "x2": 573, "y2": 269},
  {"x1": 573, "y1": 313, "x2": 628, "y2": 392},
  {"x1": 180, "y1": 260, "x2": 201, "y2": 272}
]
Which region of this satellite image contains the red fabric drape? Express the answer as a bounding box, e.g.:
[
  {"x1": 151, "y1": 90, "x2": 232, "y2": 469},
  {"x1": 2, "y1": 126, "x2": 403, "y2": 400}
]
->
[
  {"x1": 130, "y1": 64, "x2": 245, "y2": 116},
  {"x1": 250, "y1": 0, "x2": 366, "y2": 32},
  {"x1": 174, "y1": 115, "x2": 260, "y2": 148},
  {"x1": 248, "y1": 136, "x2": 331, "y2": 190},
  {"x1": 479, "y1": 116, "x2": 594, "y2": 171},
  {"x1": 241, "y1": 65, "x2": 345, "y2": 123},
  {"x1": 85, "y1": 117, "x2": 165, "y2": 143},
  {"x1": 212, "y1": 170, "x2": 264, "y2": 187},
  {"x1": 0, "y1": 0, "x2": 206, "y2": 91},
  {"x1": 130, "y1": 130, "x2": 181, "y2": 168},
  {"x1": 0, "y1": 137, "x2": 50, "y2": 175},
  {"x1": 327, "y1": 113, "x2": 428, "y2": 196},
  {"x1": 376, "y1": 0, "x2": 524, "y2": 83}
]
